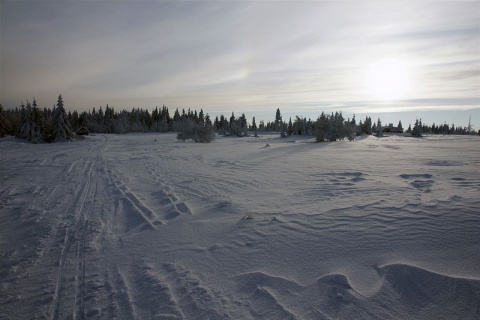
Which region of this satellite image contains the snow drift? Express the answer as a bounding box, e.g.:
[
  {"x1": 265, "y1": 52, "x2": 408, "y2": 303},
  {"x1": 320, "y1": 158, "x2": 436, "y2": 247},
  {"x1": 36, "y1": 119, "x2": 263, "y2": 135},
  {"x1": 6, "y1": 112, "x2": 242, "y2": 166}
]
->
[{"x1": 1, "y1": 133, "x2": 479, "y2": 319}]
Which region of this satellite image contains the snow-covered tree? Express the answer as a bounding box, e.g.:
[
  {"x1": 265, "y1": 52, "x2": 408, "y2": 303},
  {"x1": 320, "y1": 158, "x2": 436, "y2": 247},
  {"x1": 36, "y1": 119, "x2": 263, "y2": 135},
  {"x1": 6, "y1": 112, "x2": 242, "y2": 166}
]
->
[
  {"x1": 0, "y1": 105, "x2": 9, "y2": 138},
  {"x1": 176, "y1": 119, "x2": 215, "y2": 143},
  {"x1": 315, "y1": 112, "x2": 329, "y2": 142},
  {"x1": 280, "y1": 122, "x2": 287, "y2": 138},
  {"x1": 14, "y1": 99, "x2": 46, "y2": 143},
  {"x1": 30, "y1": 100, "x2": 45, "y2": 143},
  {"x1": 397, "y1": 120, "x2": 403, "y2": 132},
  {"x1": 275, "y1": 108, "x2": 282, "y2": 131},
  {"x1": 332, "y1": 112, "x2": 345, "y2": 140},
  {"x1": 52, "y1": 95, "x2": 75, "y2": 142},
  {"x1": 198, "y1": 109, "x2": 205, "y2": 126},
  {"x1": 287, "y1": 117, "x2": 293, "y2": 136},
  {"x1": 16, "y1": 100, "x2": 43, "y2": 143},
  {"x1": 361, "y1": 116, "x2": 372, "y2": 135},
  {"x1": 16, "y1": 102, "x2": 31, "y2": 139},
  {"x1": 376, "y1": 118, "x2": 383, "y2": 137},
  {"x1": 412, "y1": 119, "x2": 422, "y2": 137},
  {"x1": 251, "y1": 116, "x2": 257, "y2": 132},
  {"x1": 371, "y1": 122, "x2": 377, "y2": 135},
  {"x1": 344, "y1": 119, "x2": 355, "y2": 141}
]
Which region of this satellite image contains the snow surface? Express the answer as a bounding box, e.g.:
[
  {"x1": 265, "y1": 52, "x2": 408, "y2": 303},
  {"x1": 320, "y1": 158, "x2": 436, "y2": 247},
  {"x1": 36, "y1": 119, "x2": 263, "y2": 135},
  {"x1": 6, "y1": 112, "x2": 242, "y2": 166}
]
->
[{"x1": 1, "y1": 133, "x2": 479, "y2": 319}]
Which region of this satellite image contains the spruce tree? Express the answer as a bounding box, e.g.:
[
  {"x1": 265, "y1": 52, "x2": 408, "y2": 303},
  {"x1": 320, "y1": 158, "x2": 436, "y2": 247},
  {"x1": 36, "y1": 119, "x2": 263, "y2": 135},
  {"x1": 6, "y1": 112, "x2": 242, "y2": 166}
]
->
[
  {"x1": 376, "y1": 118, "x2": 383, "y2": 137},
  {"x1": 412, "y1": 119, "x2": 422, "y2": 137},
  {"x1": 16, "y1": 100, "x2": 44, "y2": 143},
  {"x1": 14, "y1": 100, "x2": 44, "y2": 143},
  {"x1": 315, "y1": 112, "x2": 329, "y2": 142},
  {"x1": 251, "y1": 116, "x2": 256, "y2": 131},
  {"x1": 198, "y1": 109, "x2": 205, "y2": 125},
  {"x1": 16, "y1": 102, "x2": 31, "y2": 139},
  {"x1": 52, "y1": 95, "x2": 75, "y2": 142},
  {"x1": 0, "y1": 105, "x2": 10, "y2": 138},
  {"x1": 30, "y1": 99, "x2": 45, "y2": 143},
  {"x1": 275, "y1": 108, "x2": 282, "y2": 131},
  {"x1": 287, "y1": 117, "x2": 293, "y2": 136}
]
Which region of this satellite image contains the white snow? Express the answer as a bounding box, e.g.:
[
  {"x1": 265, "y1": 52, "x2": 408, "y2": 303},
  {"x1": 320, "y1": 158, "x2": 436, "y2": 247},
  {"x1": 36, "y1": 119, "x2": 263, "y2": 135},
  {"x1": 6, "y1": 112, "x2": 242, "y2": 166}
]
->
[{"x1": 1, "y1": 133, "x2": 479, "y2": 319}]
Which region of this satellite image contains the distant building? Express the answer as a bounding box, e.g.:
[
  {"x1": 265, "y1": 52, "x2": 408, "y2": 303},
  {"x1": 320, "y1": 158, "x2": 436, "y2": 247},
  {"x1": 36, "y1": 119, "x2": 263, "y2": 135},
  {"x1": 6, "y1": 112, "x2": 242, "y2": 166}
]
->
[{"x1": 76, "y1": 127, "x2": 90, "y2": 136}]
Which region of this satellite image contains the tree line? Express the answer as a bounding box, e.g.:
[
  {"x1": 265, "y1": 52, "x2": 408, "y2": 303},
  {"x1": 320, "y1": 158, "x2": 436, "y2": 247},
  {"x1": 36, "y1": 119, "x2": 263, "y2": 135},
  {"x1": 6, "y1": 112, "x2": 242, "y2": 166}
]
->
[{"x1": 0, "y1": 95, "x2": 476, "y2": 143}]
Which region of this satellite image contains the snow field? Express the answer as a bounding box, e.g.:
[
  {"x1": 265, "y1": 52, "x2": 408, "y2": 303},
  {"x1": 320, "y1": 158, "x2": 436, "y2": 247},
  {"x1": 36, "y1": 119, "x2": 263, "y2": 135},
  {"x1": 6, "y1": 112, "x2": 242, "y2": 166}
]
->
[{"x1": 1, "y1": 133, "x2": 479, "y2": 319}]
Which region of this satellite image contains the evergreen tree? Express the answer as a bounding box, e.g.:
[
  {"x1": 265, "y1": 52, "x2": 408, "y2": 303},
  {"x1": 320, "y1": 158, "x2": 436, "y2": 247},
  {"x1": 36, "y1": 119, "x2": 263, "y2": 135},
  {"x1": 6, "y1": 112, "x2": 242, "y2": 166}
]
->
[
  {"x1": 371, "y1": 122, "x2": 377, "y2": 135},
  {"x1": 198, "y1": 109, "x2": 205, "y2": 125},
  {"x1": 0, "y1": 105, "x2": 10, "y2": 138},
  {"x1": 361, "y1": 116, "x2": 372, "y2": 135},
  {"x1": 16, "y1": 102, "x2": 30, "y2": 139},
  {"x1": 16, "y1": 100, "x2": 45, "y2": 143},
  {"x1": 280, "y1": 122, "x2": 287, "y2": 138},
  {"x1": 205, "y1": 114, "x2": 212, "y2": 127},
  {"x1": 287, "y1": 117, "x2": 293, "y2": 136},
  {"x1": 376, "y1": 118, "x2": 383, "y2": 137},
  {"x1": 52, "y1": 95, "x2": 75, "y2": 142},
  {"x1": 344, "y1": 118, "x2": 355, "y2": 141},
  {"x1": 5, "y1": 108, "x2": 21, "y2": 135},
  {"x1": 275, "y1": 108, "x2": 282, "y2": 131},
  {"x1": 173, "y1": 108, "x2": 181, "y2": 125},
  {"x1": 251, "y1": 116, "x2": 257, "y2": 132},
  {"x1": 292, "y1": 116, "x2": 304, "y2": 135},
  {"x1": 236, "y1": 113, "x2": 248, "y2": 137},
  {"x1": 442, "y1": 123, "x2": 449, "y2": 135},
  {"x1": 315, "y1": 112, "x2": 329, "y2": 142},
  {"x1": 176, "y1": 118, "x2": 215, "y2": 143},
  {"x1": 30, "y1": 100, "x2": 45, "y2": 143},
  {"x1": 412, "y1": 119, "x2": 422, "y2": 137}
]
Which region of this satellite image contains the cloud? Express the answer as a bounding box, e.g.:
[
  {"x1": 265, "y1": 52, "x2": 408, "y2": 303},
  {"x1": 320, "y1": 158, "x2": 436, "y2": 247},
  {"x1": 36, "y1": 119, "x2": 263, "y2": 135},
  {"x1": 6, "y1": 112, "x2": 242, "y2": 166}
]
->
[{"x1": 1, "y1": 1, "x2": 478, "y2": 127}]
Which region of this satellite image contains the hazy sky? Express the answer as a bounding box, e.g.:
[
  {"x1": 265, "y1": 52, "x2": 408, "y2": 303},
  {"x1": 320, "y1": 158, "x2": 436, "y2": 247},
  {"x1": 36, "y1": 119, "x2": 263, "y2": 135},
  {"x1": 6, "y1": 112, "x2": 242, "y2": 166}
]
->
[{"x1": 1, "y1": 1, "x2": 479, "y2": 127}]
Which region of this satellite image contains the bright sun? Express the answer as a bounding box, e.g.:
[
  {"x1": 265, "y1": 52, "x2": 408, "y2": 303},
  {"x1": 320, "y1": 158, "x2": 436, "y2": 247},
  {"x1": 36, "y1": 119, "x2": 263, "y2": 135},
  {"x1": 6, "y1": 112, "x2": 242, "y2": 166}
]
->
[{"x1": 365, "y1": 58, "x2": 409, "y2": 100}]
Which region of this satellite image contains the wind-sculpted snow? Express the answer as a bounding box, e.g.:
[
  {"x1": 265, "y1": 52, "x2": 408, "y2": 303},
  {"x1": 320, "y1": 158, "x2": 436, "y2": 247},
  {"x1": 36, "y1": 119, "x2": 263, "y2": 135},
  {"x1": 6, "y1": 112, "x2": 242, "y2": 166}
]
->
[{"x1": 1, "y1": 133, "x2": 479, "y2": 319}]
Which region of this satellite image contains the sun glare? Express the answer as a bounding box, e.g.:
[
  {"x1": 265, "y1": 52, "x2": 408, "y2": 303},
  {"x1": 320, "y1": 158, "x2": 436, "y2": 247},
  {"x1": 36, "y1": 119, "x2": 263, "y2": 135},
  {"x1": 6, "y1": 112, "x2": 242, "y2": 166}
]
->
[{"x1": 365, "y1": 58, "x2": 409, "y2": 100}]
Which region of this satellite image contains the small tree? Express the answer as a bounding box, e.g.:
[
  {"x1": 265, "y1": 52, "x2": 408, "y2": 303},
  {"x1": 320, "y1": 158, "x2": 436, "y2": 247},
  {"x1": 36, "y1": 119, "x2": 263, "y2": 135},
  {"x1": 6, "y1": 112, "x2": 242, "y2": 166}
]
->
[
  {"x1": 176, "y1": 119, "x2": 215, "y2": 143},
  {"x1": 176, "y1": 119, "x2": 195, "y2": 141}
]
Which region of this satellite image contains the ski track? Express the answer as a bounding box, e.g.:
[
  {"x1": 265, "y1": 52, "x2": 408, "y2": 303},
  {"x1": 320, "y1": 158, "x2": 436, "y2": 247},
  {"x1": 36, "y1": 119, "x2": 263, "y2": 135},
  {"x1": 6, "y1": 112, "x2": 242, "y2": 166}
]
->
[
  {"x1": 49, "y1": 138, "x2": 104, "y2": 320},
  {"x1": 1, "y1": 133, "x2": 480, "y2": 319}
]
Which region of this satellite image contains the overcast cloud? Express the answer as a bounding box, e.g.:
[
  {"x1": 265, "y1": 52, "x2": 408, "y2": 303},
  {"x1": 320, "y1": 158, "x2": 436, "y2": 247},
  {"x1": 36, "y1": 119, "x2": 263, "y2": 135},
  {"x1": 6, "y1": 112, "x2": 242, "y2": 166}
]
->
[{"x1": 1, "y1": 1, "x2": 479, "y2": 126}]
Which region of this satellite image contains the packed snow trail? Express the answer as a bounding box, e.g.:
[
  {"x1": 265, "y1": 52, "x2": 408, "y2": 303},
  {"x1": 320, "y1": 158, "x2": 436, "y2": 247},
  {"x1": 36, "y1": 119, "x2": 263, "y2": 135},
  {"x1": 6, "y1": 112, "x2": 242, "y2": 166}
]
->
[
  {"x1": 0, "y1": 135, "x2": 120, "y2": 319},
  {"x1": 1, "y1": 133, "x2": 480, "y2": 319}
]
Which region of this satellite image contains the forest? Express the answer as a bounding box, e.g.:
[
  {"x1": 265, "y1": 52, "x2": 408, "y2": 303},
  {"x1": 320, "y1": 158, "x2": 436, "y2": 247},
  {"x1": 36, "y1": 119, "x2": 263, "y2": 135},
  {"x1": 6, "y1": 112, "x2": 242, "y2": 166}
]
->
[{"x1": 0, "y1": 95, "x2": 476, "y2": 143}]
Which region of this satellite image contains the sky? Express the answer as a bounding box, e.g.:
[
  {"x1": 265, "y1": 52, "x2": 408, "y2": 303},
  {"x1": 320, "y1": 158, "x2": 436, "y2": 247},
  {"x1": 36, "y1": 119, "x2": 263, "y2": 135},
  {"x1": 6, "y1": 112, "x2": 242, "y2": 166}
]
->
[{"x1": 1, "y1": 1, "x2": 479, "y2": 128}]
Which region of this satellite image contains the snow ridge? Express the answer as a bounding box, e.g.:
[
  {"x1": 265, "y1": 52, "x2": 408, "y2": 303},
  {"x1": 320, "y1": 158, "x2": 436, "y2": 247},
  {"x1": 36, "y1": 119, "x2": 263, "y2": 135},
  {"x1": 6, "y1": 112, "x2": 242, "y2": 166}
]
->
[{"x1": 1, "y1": 133, "x2": 479, "y2": 319}]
